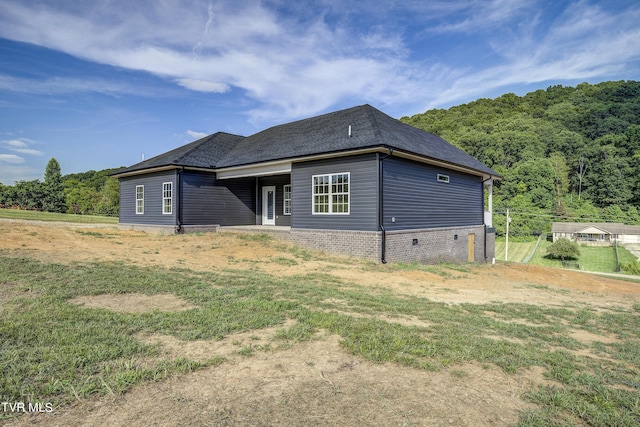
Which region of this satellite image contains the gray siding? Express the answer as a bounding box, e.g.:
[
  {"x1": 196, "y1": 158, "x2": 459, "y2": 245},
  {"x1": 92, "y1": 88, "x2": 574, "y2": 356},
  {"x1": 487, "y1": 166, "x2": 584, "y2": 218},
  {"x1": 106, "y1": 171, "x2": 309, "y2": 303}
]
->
[
  {"x1": 210, "y1": 177, "x2": 256, "y2": 226},
  {"x1": 383, "y1": 157, "x2": 483, "y2": 230},
  {"x1": 180, "y1": 171, "x2": 217, "y2": 225},
  {"x1": 291, "y1": 154, "x2": 378, "y2": 231},
  {"x1": 119, "y1": 170, "x2": 177, "y2": 225},
  {"x1": 257, "y1": 175, "x2": 291, "y2": 226}
]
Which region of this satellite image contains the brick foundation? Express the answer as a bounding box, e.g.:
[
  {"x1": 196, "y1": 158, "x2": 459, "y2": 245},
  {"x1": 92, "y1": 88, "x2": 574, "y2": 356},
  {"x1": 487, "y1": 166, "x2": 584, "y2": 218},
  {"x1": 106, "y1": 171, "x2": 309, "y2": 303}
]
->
[
  {"x1": 384, "y1": 225, "x2": 488, "y2": 264},
  {"x1": 121, "y1": 222, "x2": 495, "y2": 264},
  {"x1": 288, "y1": 228, "x2": 381, "y2": 261}
]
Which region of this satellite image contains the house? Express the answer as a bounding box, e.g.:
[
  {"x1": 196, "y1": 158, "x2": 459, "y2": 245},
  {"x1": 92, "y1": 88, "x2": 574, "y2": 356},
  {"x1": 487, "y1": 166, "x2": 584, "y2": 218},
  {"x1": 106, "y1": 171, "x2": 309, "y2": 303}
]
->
[
  {"x1": 112, "y1": 105, "x2": 500, "y2": 264},
  {"x1": 552, "y1": 222, "x2": 640, "y2": 245}
]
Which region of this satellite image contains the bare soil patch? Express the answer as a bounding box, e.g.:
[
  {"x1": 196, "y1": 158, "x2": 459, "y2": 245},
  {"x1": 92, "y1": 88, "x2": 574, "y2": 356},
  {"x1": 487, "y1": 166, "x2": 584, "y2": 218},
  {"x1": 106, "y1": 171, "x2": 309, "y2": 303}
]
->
[
  {"x1": 2, "y1": 220, "x2": 640, "y2": 426},
  {"x1": 70, "y1": 293, "x2": 196, "y2": 313},
  {"x1": 13, "y1": 335, "x2": 546, "y2": 427}
]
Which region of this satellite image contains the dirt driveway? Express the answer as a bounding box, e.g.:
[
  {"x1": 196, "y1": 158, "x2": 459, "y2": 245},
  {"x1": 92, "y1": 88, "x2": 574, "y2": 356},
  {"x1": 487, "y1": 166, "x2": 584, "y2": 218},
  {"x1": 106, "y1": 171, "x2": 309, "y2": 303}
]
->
[{"x1": 2, "y1": 220, "x2": 639, "y2": 426}]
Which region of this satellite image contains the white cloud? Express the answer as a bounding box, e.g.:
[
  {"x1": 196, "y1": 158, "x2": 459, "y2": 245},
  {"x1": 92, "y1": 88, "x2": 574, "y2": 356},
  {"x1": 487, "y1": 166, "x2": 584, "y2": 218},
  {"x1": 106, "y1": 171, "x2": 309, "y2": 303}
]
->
[
  {"x1": 0, "y1": 154, "x2": 25, "y2": 164},
  {"x1": 176, "y1": 79, "x2": 230, "y2": 93},
  {"x1": 0, "y1": 0, "x2": 424, "y2": 121},
  {"x1": 0, "y1": 0, "x2": 638, "y2": 120},
  {"x1": 13, "y1": 148, "x2": 44, "y2": 156},
  {"x1": 425, "y1": 1, "x2": 640, "y2": 108},
  {"x1": 2, "y1": 138, "x2": 45, "y2": 157},
  {"x1": 6, "y1": 139, "x2": 30, "y2": 148},
  {"x1": 427, "y1": 0, "x2": 533, "y2": 33},
  {"x1": 187, "y1": 130, "x2": 208, "y2": 139},
  {"x1": 0, "y1": 74, "x2": 164, "y2": 97}
]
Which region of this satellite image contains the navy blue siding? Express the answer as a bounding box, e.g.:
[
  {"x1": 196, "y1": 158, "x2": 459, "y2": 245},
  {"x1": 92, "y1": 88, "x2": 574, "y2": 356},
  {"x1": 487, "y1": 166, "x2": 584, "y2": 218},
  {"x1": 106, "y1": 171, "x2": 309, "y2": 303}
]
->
[
  {"x1": 119, "y1": 171, "x2": 176, "y2": 225},
  {"x1": 180, "y1": 171, "x2": 217, "y2": 225},
  {"x1": 210, "y1": 177, "x2": 256, "y2": 226},
  {"x1": 291, "y1": 154, "x2": 378, "y2": 231},
  {"x1": 383, "y1": 157, "x2": 483, "y2": 230},
  {"x1": 258, "y1": 175, "x2": 291, "y2": 226}
]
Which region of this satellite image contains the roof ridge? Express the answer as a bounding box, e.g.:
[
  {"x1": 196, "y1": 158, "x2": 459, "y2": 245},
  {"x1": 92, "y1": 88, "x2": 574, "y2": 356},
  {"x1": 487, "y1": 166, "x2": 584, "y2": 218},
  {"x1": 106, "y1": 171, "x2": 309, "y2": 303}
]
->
[
  {"x1": 173, "y1": 132, "x2": 244, "y2": 164},
  {"x1": 362, "y1": 104, "x2": 384, "y2": 144}
]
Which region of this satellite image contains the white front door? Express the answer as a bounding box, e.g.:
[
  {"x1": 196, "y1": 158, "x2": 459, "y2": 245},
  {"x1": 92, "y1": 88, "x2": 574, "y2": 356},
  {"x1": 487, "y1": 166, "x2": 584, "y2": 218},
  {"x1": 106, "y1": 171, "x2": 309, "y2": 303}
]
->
[{"x1": 262, "y1": 186, "x2": 276, "y2": 225}]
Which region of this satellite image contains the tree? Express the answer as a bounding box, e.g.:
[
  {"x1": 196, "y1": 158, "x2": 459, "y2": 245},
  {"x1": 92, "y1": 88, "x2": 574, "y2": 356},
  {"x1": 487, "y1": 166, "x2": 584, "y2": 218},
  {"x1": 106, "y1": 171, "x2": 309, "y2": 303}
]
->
[
  {"x1": 548, "y1": 152, "x2": 569, "y2": 206},
  {"x1": 10, "y1": 180, "x2": 45, "y2": 210},
  {"x1": 547, "y1": 238, "x2": 580, "y2": 261},
  {"x1": 585, "y1": 145, "x2": 633, "y2": 207},
  {"x1": 42, "y1": 157, "x2": 66, "y2": 213},
  {"x1": 64, "y1": 180, "x2": 98, "y2": 215},
  {"x1": 95, "y1": 177, "x2": 120, "y2": 216}
]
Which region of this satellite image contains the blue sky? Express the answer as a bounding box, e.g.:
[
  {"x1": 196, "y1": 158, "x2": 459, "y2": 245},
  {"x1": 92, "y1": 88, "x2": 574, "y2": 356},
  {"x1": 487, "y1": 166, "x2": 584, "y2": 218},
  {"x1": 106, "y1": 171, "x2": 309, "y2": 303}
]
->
[{"x1": 1, "y1": 0, "x2": 639, "y2": 184}]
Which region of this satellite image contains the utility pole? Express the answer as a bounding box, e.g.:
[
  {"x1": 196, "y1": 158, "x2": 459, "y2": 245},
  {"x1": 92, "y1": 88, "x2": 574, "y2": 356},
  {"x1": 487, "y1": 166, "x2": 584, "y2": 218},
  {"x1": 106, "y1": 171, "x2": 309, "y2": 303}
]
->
[{"x1": 505, "y1": 208, "x2": 510, "y2": 262}]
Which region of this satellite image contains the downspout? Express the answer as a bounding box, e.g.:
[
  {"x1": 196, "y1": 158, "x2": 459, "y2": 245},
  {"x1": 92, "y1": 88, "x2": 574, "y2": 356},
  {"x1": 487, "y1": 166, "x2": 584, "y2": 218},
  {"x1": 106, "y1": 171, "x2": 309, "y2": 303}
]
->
[
  {"x1": 176, "y1": 168, "x2": 183, "y2": 234},
  {"x1": 481, "y1": 175, "x2": 493, "y2": 262},
  {"x1": 379, "y1": 148, "x2": 394, "y2": 264}
]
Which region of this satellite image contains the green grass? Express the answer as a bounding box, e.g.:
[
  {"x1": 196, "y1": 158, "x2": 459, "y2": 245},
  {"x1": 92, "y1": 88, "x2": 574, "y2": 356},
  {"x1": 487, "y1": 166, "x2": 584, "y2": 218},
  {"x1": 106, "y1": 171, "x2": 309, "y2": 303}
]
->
[
  {"x1": 495, "y1": 240, "x2": 537, "y2": 263},
  {"x1": 1, "y1": 254, "x2": 640, "y2": 425},
  {"x1": 577, "y1": 245, "x2": 617, "y2": 272},
  {"x1": 618, "y1": 246, "x2": 639, "y2": 269},
  {"x1": 0, "y1": 208, "x2": 118, "y2": 224},
  {"x1": 528, "y1": 240, "x2": 637, "y2": 274}
]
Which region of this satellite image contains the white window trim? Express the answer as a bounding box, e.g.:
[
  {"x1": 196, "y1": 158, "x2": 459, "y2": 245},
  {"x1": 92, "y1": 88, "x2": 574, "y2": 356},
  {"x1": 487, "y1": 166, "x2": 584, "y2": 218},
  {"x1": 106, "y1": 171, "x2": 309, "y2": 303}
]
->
[
  {"x1": 312, "y1": 172, "x2": 350, "y2": 215},
  {"x1": 283, "y1": 184, "x2": 292, "y2": 215},
  {"x1": 437, "y1": 173, "x2": 450, "y2": 183},
  {"x1": 136, "y1": 185, "x2": 144, "y2": 215},
  {"x1": 162, "y1": 182, "x2": 173, "y2": 215}
]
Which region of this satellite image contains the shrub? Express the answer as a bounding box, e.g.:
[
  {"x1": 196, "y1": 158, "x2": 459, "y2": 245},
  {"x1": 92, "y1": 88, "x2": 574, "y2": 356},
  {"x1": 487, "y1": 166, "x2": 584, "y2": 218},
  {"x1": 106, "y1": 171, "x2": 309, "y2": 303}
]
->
[
  {"x1": 546, "y1": 238, "x2": 580, "y2": 261},
  {"x1": 620, "y1": 260, "x2": 640, "y2": 275}
]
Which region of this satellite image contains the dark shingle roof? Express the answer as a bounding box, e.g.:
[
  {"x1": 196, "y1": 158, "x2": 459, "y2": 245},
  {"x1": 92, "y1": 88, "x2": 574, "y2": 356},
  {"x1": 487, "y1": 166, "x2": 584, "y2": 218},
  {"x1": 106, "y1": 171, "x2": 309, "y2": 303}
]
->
[
  {"x1": 216, "y1": 104, "x2": 498, "y2": 176},
  {"x1": 113, "y1": 132, "x2": 244, "y2": 175},
  {"x1": 114, "y1": 105, "x2": 499, "y2": 178}
]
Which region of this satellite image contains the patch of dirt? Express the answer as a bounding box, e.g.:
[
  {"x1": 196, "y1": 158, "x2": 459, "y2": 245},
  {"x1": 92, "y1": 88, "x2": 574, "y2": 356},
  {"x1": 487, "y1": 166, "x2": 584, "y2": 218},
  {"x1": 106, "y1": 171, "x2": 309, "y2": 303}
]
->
[
  {"x1": 2, "y1": 220, "x2": 640, "y2": 426},
  {"x1": 70, "y1": 293, "x2": 196, "y2": 313},
  {"x1": 12, "y1": 335, "x2": 546, "y2": 427},
  {"x1": 136, "y1": 319, "x2": 298, "y2": 362}
]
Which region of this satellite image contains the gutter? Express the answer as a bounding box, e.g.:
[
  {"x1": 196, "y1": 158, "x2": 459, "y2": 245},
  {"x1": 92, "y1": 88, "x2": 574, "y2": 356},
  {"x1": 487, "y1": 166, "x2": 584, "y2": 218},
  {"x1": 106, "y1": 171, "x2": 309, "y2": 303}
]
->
[
  {"x1": 378, "y1": 148, "x2": 394, "y2": 264},
  {"x1": 176, "y1": 168, "x2": 183, "y2": 233}
]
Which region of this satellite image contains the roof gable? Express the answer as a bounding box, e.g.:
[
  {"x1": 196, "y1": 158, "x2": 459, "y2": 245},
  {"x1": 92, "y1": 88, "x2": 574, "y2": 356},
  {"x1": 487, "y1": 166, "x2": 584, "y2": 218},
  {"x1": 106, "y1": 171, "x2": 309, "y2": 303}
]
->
[
  {"x1": 113, "y1": 132, "x2": 244, "y2": 176},
  {"x1": 575, "y1": 225, "x2": 612, "y2": 235}
]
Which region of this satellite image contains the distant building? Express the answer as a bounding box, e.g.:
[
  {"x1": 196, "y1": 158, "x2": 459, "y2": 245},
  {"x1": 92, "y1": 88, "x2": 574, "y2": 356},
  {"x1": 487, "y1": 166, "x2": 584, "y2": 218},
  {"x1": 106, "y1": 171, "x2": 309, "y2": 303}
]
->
[{"x1": 552, "y1": 222, "x2": 640, "y2": 245}]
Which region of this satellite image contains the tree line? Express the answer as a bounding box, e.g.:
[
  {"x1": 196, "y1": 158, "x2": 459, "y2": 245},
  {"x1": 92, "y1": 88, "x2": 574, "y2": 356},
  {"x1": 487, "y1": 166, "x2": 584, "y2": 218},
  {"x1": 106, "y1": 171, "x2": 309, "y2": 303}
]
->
[
  {"x1": 401, "y1": 80, "x2": 640, "y2": 236},
  {"x1": 0, "y1": 158, "x2": 121, "y2": 216}
]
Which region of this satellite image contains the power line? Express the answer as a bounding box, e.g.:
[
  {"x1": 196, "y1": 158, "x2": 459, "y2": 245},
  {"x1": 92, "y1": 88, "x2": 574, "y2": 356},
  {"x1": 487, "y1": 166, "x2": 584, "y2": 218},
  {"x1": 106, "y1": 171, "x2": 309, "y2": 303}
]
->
[{"x1": 494, "y1": 211, "x2": 635, "y2": 222}]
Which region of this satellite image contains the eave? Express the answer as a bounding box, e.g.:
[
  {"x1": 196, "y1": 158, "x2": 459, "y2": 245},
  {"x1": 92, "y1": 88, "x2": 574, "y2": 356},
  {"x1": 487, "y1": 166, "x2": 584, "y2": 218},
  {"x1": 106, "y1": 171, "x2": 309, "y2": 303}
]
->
[
  {"x1": 214, "y1": 146, "x2": 501, "y2": 180},
  {"x1": 111, "y1": 164, "x2": 215, "y2": 179}
]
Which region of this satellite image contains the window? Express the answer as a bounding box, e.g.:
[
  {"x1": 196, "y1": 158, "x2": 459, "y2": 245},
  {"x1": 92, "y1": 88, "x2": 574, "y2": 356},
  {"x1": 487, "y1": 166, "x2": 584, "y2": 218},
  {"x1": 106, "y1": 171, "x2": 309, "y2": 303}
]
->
[
  {"x1": 136, "y1": 185, "x2": 144, "y2": 214},
  {"x1": 437, "y1": 174, "x2": 450, "y2": 183},
  {"x1": 283, "y1": 184, "x2": 292, "y2": 215},
  {"x1": 162, "y1": 182, "x2": 172, "y2": 214},
  {"x1": 312, "y1": 172, "x2": 349, "y2": 214}
]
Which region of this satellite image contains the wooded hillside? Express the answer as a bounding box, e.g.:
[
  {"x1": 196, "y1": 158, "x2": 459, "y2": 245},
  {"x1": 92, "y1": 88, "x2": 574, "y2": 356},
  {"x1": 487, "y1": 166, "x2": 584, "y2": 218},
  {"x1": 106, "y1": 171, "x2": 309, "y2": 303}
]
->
[{"x1": 401, "y1": 80, "x2": 640, "y2": 236}]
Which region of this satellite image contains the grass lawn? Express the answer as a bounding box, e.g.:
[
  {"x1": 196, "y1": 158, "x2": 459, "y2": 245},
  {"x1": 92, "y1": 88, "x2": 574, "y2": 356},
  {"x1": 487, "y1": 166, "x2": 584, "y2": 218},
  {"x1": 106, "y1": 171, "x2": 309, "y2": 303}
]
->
[
  {"x1": 0, "y1": 208, "x2": 118, "y2": 224},
  {"x1": 528, "y1": 240, "x2": 634, "y2": 274},
  {"x1": 528, "y1": 240, "x2": 563, "y2": 268},
  {"x1": 495, "y1": 239, "x2": 537, "y2": 263},
  {"x1": 578, "y1": 245, "x2": 617, "y2": 272},
  {"x1": 618, "y1": 245, "x2": 639, "y2": 266},
  {"x1": 2, "y1": 253, "x2": 640, "y2": 426}
]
